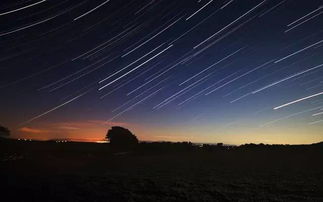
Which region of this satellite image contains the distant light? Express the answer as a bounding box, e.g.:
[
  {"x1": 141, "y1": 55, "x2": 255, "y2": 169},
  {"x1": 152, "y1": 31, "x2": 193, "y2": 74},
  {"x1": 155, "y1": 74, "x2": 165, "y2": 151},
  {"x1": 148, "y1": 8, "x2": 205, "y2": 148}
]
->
[{"x1": 96, "y1": 141, "x2": 108, "y2": 144}]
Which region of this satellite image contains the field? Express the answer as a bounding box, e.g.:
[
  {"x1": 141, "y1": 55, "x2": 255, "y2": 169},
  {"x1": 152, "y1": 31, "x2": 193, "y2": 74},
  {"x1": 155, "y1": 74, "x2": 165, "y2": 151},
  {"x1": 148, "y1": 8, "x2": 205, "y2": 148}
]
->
[{"x1": 1, "y1": 140, "x2": 323, "y2": 202}]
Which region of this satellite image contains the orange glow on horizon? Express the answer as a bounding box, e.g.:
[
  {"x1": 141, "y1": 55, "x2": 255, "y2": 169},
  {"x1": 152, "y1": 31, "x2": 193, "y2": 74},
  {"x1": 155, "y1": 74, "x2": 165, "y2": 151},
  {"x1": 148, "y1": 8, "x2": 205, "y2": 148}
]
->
[{"x1": 12, "y1": 118, "x2": 323, "y2": 145}]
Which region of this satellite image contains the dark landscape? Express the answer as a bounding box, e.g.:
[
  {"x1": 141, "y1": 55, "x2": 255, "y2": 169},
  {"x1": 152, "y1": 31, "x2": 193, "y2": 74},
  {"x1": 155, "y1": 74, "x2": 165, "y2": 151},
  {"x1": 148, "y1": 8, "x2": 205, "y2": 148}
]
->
[{"x1": 1, "y1": 135, "x2": 323, "y2": 202}]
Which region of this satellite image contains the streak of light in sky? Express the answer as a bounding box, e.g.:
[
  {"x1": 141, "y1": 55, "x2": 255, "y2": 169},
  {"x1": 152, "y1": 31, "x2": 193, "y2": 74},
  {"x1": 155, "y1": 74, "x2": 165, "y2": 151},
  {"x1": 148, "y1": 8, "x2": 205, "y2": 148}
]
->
[{"x1": 274, "y1": 92, "x2": 323, "y2": 110}]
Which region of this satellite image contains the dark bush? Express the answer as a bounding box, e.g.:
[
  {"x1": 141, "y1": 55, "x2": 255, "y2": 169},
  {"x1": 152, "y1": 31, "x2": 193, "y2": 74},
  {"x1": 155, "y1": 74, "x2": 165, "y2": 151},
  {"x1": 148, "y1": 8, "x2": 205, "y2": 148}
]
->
[
  {"x1": 106, "y1": 126, "x2": 138, "y2": 148},
  {"x1": 0, "y1": 125, "x2": 10, "y2": 137}
]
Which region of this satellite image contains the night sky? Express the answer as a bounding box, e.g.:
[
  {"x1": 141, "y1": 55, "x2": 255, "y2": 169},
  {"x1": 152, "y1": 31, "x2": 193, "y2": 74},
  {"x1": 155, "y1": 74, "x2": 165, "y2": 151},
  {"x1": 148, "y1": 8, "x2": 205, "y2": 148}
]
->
[{"x1": 0, "y1": 0, "x2": 322, "y2": 144}]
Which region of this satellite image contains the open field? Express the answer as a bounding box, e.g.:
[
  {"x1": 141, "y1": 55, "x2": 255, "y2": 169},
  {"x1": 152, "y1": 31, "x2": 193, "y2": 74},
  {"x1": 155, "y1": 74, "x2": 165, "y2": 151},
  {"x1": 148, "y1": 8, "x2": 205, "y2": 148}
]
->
[{"x1": 1, "y1": 140, "x2": 323, "y2": 202}]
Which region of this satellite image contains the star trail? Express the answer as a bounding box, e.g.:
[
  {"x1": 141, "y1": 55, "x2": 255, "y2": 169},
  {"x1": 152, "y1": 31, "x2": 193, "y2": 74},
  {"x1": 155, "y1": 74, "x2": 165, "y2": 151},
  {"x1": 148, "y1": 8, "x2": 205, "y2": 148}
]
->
[{"x1": 0, "y1": 0, "x2": 322, "y2": 144}]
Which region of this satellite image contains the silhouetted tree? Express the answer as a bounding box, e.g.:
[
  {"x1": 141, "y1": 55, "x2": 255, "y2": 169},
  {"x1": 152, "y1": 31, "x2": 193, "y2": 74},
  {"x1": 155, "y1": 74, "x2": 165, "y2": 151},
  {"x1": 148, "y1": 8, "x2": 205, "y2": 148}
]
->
[
  {"x1": 0, "y1": 125, "x2": 10, "y2": 137},
  {"x1": 106, "y1": 126, "x2": 138, "y2": 148}
]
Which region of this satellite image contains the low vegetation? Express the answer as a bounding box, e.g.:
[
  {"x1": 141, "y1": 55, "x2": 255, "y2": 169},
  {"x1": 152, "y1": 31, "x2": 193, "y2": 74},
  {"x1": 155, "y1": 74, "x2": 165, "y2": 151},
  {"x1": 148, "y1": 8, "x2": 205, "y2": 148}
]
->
[{"x1": 1, "y1": 126, "x2": 322, "y2": 201}]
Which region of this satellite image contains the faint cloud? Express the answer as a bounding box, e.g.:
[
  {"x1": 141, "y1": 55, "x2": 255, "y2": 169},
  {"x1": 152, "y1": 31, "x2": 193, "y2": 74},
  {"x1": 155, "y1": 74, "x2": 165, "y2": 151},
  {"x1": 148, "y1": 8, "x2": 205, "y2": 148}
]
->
[
  {"x1": 18, "y1": 127, "x2": 50, "y2": 134},
  {"x1": 57, "y1": 126, "x2": 80, "y2": 130},
  {"x1": 16, "y1": 120, "x2": 135, "y2": 141},
  {"x1": 88, "y1": 120, "x2": 130, "y2": 126},
  {"x1": 51, "y1": 120, "x2": 131, "y2": 129}
]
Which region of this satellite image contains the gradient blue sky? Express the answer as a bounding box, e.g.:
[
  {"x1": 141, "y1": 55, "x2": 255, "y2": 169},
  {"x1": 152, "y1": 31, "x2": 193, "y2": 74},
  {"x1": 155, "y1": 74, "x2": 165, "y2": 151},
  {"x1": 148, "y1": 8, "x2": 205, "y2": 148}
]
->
[{"x1": 0, "y1": 0, "x2": 322, "y2": 144}]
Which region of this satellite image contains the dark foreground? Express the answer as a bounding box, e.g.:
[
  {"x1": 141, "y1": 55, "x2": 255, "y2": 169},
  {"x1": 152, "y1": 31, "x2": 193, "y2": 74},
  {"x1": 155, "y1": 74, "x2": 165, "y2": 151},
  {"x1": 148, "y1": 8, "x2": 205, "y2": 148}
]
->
[{"x1": 1, "y1": 140, "x2": 323, "y2": 202}]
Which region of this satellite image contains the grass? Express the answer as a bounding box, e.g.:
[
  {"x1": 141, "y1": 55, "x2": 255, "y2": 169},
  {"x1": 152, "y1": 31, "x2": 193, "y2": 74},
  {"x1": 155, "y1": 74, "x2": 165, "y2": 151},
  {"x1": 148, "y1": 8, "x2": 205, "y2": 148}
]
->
[{"x1": 1, "y1": 140, "x2": 323, "y2": 201}]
